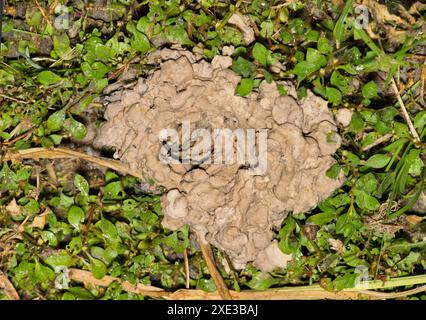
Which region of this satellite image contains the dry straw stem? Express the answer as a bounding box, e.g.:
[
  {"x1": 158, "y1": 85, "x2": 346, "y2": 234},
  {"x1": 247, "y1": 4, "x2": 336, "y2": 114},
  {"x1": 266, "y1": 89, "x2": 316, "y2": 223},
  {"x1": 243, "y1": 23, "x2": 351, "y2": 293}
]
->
[
  {"x1": 0, "y1": 94, "x2": 29, "y2": 104},
  {"x1": 0, "y1": 272, "x2": 20, "y2": 300},
  {"x1": 1, "y1": 147, "x2": 153, "y2": 189},
  {"x1": 390, "y1": 78, "x2": 421, "y2": 143},
  {"x1": 196, "y1": 232, "x2": 233, "y2": 300},
  {"x1": 68, "y1": 268, "x2": 426, "y2": 300},
  {"x1": 183, "y1": 249, "x2": 190, "y2": 289}
]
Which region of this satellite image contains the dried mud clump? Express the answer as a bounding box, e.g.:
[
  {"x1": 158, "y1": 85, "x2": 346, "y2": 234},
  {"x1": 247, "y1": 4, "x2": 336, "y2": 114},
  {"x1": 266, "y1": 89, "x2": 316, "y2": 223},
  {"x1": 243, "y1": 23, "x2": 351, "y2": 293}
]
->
[{"x1": 94, "y1": 48, "x2": 345, "y2": 271}]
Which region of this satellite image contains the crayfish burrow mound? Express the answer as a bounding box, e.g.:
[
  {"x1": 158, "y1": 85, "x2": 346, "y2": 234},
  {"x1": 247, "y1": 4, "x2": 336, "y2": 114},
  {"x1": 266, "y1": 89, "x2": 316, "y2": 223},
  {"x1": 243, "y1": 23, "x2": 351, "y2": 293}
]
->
[{"x1": 94, "y1": 48, "x2": 344, "y2": 271}]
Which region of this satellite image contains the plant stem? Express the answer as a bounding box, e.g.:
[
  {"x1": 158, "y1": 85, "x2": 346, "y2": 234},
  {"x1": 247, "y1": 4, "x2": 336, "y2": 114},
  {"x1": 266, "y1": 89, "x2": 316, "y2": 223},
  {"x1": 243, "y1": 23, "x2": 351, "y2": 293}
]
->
[{"x1": 390, "y1": 77, "x2": 420, "y2": 143}]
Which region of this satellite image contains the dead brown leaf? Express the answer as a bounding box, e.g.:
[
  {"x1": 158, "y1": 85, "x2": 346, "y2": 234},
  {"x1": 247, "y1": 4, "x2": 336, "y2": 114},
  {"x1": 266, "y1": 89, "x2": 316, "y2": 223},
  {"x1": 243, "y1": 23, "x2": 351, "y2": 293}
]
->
[
  {"x1": 31, "y1": 209, "x2": 49, "y2": 229},
  {"x1": 5, "y1": 199, "x2": 21, "y2": 217},
  {"x1": 228, "y1": 13, "x2": 255, "y2": 45},
  {"x1": 361, "y1": 0, "x2": 418, "y2": 45},
  {"x1": 409, "y1": 2, "x2": 426, "y2": 15},
  {"x1": 0, "y1": 272, "x2": 20, "y2": 300},
  {"x1": 363, "y1": 207, "x2": 404, "y2": 236},
  {"x1": 405, "y1": 215, "x2": 424, "y2": 225},
  {"x1": 327, "y1": 238, "x2": 345, "y2": 254}
]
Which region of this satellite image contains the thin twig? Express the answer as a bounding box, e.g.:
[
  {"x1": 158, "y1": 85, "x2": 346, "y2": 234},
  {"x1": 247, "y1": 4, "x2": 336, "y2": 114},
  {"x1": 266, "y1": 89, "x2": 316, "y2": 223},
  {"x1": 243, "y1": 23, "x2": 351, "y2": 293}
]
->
[
  {"x1": 362, "y1": 133, "x2": 394, "y2": 152},
  {"x1": 2, "y1": 128, "x2": 35, "y2": 146},
  {"x1": 421, "y1": 57, "x2": 426, "y2": 106},
  {"x1": 49, "y1": 47, "x2": 76, "y2": 68},
  {"x1": 34, "y1": 0, "x2": 52, "y2": 28},
  {"x1": 196, "y1": 232, "x2": 232, "y2": 300},
  {"x1": 0, "y1": 94, "x2": 28, "y2": 104},
  {"x1": 107, "y1": 54, "x2": 141, "y2": 80},
  {"x1": 390, "y1": 77, "x2": 420, "y2": 142},
  {"x1": 48, "y1": 0, "x2": 59, "y2": 15},
  {"x1": 82, "y1": 204, "x2": 97, "y2": 237},
  {"x1": 183, "y1": 249, "x2": 190, "y2": 289}
]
